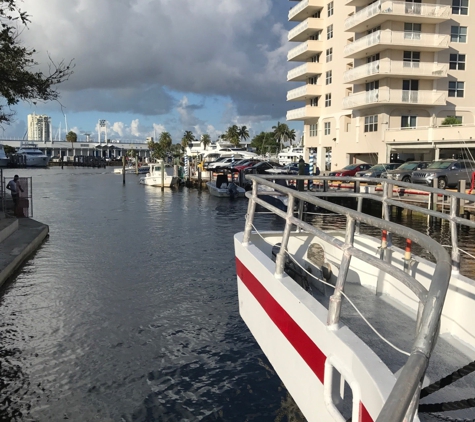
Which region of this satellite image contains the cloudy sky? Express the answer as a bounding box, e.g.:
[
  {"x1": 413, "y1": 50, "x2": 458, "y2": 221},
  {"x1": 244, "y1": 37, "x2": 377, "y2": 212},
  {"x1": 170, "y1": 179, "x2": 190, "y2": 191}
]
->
[{"x1": 1, "y1": 0, "x2": 302, "y2": 144}]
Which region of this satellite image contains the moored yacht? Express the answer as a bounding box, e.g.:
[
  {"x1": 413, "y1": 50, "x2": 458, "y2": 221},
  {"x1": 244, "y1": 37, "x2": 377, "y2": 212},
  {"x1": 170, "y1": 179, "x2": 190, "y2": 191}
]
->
[{"x1": 15, "y1": 143, "x2": 50, "y2": 167}]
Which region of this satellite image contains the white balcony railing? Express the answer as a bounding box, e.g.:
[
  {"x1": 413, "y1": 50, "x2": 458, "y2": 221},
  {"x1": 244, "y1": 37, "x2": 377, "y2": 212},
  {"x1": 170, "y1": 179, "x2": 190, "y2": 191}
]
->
[
  {"x1": 289, "y1": 20, "x2": 309, "y2": 41},
  {"x1": 287, "y1": 85, "x2": 321, "y2": 101},
  {"x1": 342, "y1": 88, "x2": 446, "y2": 109},
  {"x1": 343, "y1": 60, "x2": 448, "y2": 83},
  {"x1": 345, "y1": 1, "x2": 451, "y2": 31},
  {"x1": 288, "y1": 40, "x2": 323, "y2": 61},
  {"x1": 286, "y1": 106, "x2": 320, "y2": 120},
  {"x1": 343, "y1": 30, "x2": 449, "y2": 58},
  {"x1": 289, "y1": 0, "x2": 309, "y2": 20},
  {"x1": 287, "y1": 63, "x2": 322, "y2": 81}
]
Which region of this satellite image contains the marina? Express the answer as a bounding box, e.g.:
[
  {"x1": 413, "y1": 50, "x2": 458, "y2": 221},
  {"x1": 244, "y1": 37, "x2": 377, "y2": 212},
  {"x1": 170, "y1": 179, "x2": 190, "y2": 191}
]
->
[{"x1": 0, "y1": 168, "x2": 474, "y2": 421}]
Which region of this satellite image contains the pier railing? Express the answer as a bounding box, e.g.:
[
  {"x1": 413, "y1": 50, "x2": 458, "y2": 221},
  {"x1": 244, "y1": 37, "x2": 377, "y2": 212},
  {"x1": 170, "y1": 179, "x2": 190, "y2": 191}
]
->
[{"x1": 242, "y1": 174, "x2": 472, "y2": 422}]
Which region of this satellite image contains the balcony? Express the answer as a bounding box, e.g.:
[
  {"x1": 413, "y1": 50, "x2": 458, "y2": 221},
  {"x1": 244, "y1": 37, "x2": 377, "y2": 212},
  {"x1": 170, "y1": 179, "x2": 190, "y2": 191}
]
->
[
  {"x1": 287, "y1": 63, "x2": 322, "y2": 82},
  {"x1": 346, "y1": 0, "x2": 371, "y2": 6},
  {"x1": 343, "y1": 60, "x2": 448, "y2": 84},
  {"x1": 345, "y1": 1, "x2": 451, "y2": 33},
  {"x1": 343, "y1": 30, "x2": 449, "y2": 59},
  {"x1": 342, "y1": 88, "x2": 446, "y2": 110},
  {"x1": 288, "y1": 18, "x2": 324, "y2": 42},
  {"x1": 289, "y1": 0, "x2": 324, "y2": 22},
  {"x1": 288, "y1": 40, "x2": 324, "y2": 61},
  {"x1": 287, "y1": 85, "x2": 322, "y2": 101},
  {"x1": 287, "y1": 106, "x2": 321, "y2": 121}
]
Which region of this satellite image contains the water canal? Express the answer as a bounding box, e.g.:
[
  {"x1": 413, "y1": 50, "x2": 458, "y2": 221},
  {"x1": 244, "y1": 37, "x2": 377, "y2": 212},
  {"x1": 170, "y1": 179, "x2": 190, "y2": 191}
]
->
[{"x1": 0, "y1": 168, "x2": 473, "y2": 421}]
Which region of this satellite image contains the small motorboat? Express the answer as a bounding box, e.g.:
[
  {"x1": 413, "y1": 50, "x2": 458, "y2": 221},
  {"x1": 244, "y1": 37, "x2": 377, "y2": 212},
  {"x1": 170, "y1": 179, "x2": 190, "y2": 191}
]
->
[
  {"x1": 139, "y1": 163, "x2": 179, "y2": 187},
  {"x1": 206, "y1": 174, "x2": 245, "y2": 198}
]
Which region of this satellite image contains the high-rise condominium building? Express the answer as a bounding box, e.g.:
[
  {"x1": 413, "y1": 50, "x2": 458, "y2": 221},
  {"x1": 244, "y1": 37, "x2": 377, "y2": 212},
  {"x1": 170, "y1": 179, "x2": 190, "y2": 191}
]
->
[
  {"x1": 28, "y1": 113, "x2": 51, "y2": 142},
  {"x1": 287, "y1": 0, "x2": 473, "y2": 170}
]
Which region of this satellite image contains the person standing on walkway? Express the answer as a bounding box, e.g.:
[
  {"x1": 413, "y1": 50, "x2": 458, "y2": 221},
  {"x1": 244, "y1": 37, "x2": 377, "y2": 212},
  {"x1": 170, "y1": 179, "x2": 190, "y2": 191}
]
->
[{"x1": 6, "y1": 175, "x2": 24, "y2": 215}]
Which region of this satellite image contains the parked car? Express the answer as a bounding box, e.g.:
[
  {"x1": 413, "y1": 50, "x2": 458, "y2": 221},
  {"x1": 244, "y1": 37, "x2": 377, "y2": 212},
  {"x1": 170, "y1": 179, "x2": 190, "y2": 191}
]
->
[
  {"x1": 206, "y1": 157, "x2": 236, "y2": 170},
  {"x1": 355, "y1": 163, "x2": 402, "y2": 178},
  {"x1": 228, "y1": 159, "x2": 261, "y2": 172},
  {"x1": 282, "y1": 163, "x2": 311, "y2": 175},
  {"x1": 328, "y1": 163, "x2": 372, "y2": 177},
  {"x1": 411, "y1": 159, "x2": 475, "y2": 189},
  {"x1": 383, "y1": 161, "x2": 430, "y2": 183},
  {"x1": 243, "y1": 161, "x2": 283, "y2": 175}
]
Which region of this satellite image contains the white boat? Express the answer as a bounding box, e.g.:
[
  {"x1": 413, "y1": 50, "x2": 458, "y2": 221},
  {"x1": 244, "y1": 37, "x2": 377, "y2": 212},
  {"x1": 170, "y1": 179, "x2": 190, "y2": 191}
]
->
[
  {"x1": 235, "y1": 174, "x2": 475, "y2": 422},
  {"x1": 0, "y1": 144, "x2": 9, "y2": 167},
  {"x1": 113, "y1": 165, "x2": 149, "y2": 175},
  {"x1": 206, "y1": 174, "x2": 245, "y2": 198},
  {"x1": 15, "y1": 143, "x2": 50, "y2": 167},
  {"x1": 139, "y1": 163, "x2": 179, "y2": 187},
  {"x1": 277, "y1": 146, "x2": 304, "y2": 165}
]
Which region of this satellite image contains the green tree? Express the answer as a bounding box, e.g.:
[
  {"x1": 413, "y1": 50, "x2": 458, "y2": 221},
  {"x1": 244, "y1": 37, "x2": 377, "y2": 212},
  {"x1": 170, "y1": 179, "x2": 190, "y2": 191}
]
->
[
  {"x1": 148, "y1": 131, "x2": 173, "y2": 160},
  {"x1": 238, "y1": 125, "x2": 250, "y2": 145},
  {"x1": 66, "y1": 130, "x2": 77, "y2": 144},
  {"x1": 272, "y1": 121, "x2": 291, "y2": 152},
  {"x1": 441, "y1": 116, "x2": 462, "y2": 126},
  {"x1": 224, "y1": 125, "x2": 240, "y2": 147},
  {"x1": 181, "y1": 130, "x2": 195, "y2": 151},
  {"x1": 201, "y1": 134, "x2": 211, "y2": 150},
  {"x1": 250, "y1": 131, "x2": 279, "y2": 155},
  {"x1": 0, "y1": 1, "x2": 73, "y2": 125}
]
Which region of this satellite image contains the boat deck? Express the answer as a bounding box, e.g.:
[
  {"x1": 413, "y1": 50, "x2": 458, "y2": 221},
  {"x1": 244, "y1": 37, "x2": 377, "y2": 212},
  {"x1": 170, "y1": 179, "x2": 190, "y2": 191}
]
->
[{"x1": 310, "y1": 279, "x2": 475, "y2": 421}]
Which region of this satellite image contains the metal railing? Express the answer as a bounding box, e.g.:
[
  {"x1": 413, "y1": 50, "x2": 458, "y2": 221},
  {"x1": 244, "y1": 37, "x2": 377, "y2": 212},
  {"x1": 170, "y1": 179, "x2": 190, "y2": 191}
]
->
[{"x1": 241, "y1": 174, "x2": 474, "y2": 422}]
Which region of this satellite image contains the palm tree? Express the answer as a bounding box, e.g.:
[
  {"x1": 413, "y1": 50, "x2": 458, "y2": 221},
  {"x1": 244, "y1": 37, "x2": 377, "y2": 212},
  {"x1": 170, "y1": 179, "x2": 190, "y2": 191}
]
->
[
  {"x1": 181, "y1": 130, "x2": 195, "y2": 152},
  {"x1": 201, "y1": 134, "x2": 211, "y2": 150},
  {"x1": 238, "y1": 126, "x2": 250, "y2": 145},
  {"x1": 287, "y1": 128, "x2": 296, "y2": 146},
  {"x1": 224, "y1": 125, "x2": 240, "y2": 147},
  {"x1": 272, "y1": 121, "x2": 290, "y2": 152},
  {"x1": 159, "y1": 132, "x2": 172, "y2": 150}
]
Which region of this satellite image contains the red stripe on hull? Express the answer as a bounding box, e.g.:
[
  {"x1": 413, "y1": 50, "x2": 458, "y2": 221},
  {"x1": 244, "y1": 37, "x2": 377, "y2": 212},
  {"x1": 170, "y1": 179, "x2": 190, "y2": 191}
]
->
[
  {"x1": 359, "y1": 402, "x2": 373, "y2": 422},
  {"x1": 236, "y1": 257, "x2": 326, "y2": 383}
]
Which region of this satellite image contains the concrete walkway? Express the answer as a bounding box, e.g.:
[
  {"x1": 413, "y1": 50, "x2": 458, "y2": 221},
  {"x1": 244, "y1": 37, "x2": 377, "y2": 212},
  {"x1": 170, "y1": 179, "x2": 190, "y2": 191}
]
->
[{"x1": 0, "y1": 217, "x2": 49, "y2": 288}]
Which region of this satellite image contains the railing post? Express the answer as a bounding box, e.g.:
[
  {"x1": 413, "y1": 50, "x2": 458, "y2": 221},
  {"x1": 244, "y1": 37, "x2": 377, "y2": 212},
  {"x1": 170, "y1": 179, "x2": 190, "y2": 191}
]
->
[
  {"x1": 355, "y1": 193, "x2": 363, "y2": 235},
  {"x1": 382, "y1": 180, "x2": 391, "y2": 221},
  {"x1": 327, "y1": 217, "x2": 355, "y2": 326},
  {"x1": 275, "y1": 195, "x2": 296, "y2": 278},
  {"x1": 458, "y1": 180, "x2": 466, "y2": 215},
  {"x1": 243, "y1": 180, "x2": 258, "y2": 245},
  {"x1": 450, "y1": 195, "x2": 460, "y2": 272}
]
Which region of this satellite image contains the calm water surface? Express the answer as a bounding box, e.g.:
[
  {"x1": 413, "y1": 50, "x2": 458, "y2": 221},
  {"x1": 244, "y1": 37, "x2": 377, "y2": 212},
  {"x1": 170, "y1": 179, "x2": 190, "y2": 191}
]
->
[{"x1": 0, "y1": 168, "x2": 473, "y2": 421}]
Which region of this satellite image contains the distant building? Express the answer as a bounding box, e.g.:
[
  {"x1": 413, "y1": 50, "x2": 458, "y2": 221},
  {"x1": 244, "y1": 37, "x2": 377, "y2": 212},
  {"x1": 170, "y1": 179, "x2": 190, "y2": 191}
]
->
[{"x1": 28, "y1": 113, "x2": 51, "y2": 142}]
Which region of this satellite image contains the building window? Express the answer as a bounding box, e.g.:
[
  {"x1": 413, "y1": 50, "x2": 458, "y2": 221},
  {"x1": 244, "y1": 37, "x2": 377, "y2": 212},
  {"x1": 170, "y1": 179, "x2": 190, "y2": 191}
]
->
[
  {"x1": 404, "y1": 23, "x2": 421, "y2": 40},
  {"x1": 310, "y1": 54, "x2": 320, "y2": 63},
  {"x1": 452, "y1": 0, "x2": 468, "y2": 15},
  {"x1": 405, "y1": 0, "x2": 422, "y2": 14},
  {"x1": 309, "y1": 76, "x2": 319, "y2": 85},
  {"x1": 403, "y1": 51, "x2": 421, "y2": 67},
  {"x1": 310, "y1": 97, "x2": 319, "y2": 107},
  {"x1": 312, "y1": 11, "x2": 321, "y2": 18},
  {"x1": 401, "y1": 116, "x2": 417, "y2": 129},
  {"x1": 367, "y1": 26, "x2": 381, "y2": 35},
  {"x1": 324, "y1": 122, "x2": 331, "y2": 135},
  {"x1": 448, "y1": 81, "x2": 465, "y2": 97},
  {"x1": 310, "y1": 123, "x2": 318, "y2": 137},
  {"x1": 326, "y1": 48, "x2": 333, "y2": 62},
  {"x1": 366, "y1": 80, "x2": 379, "y2": 91},
  {"x1": 309, "y1": 31, "x2": 321, "y2": 41},
  {"x1": 325, "y1": 93, "x2": 332, "y2": 107},
  {"x1": 325, "y1": 70, "x2": 332, "y2": 85},
  {"x1": 327, "y1": 24, "x2": 333, "y2": 40},
  {"x1": 364, "y1": 115, "x2": 378, "y2": 132},
  {"x1": 450, "y1": 53, "x2": 466, "y2": 70},
  {"x1": 367, "y1": 53, "x2": 380, "y2": 63},
  {"x1": 328, "y1": 1, "x2": 334, "y2": 17},
  {"x1": 451, "y1": 26, "x2": 467, "y2": 43}
]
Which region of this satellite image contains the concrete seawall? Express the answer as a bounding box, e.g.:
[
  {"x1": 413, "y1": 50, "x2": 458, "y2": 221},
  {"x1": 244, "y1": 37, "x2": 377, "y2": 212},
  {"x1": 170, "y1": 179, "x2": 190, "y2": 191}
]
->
[{"x1": 0, "y1": 218, "x2": 49, "y2": 288}]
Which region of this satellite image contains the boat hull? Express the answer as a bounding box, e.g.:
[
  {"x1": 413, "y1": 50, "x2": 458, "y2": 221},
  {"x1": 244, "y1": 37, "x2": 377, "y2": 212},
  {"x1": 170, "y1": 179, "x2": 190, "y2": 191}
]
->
[
  {"x1": 206, "y1": 181, "x2": 246, "y2": 198},
  {"x1": 139, "y1": 175, "x2": 178, "y2": 187}
]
